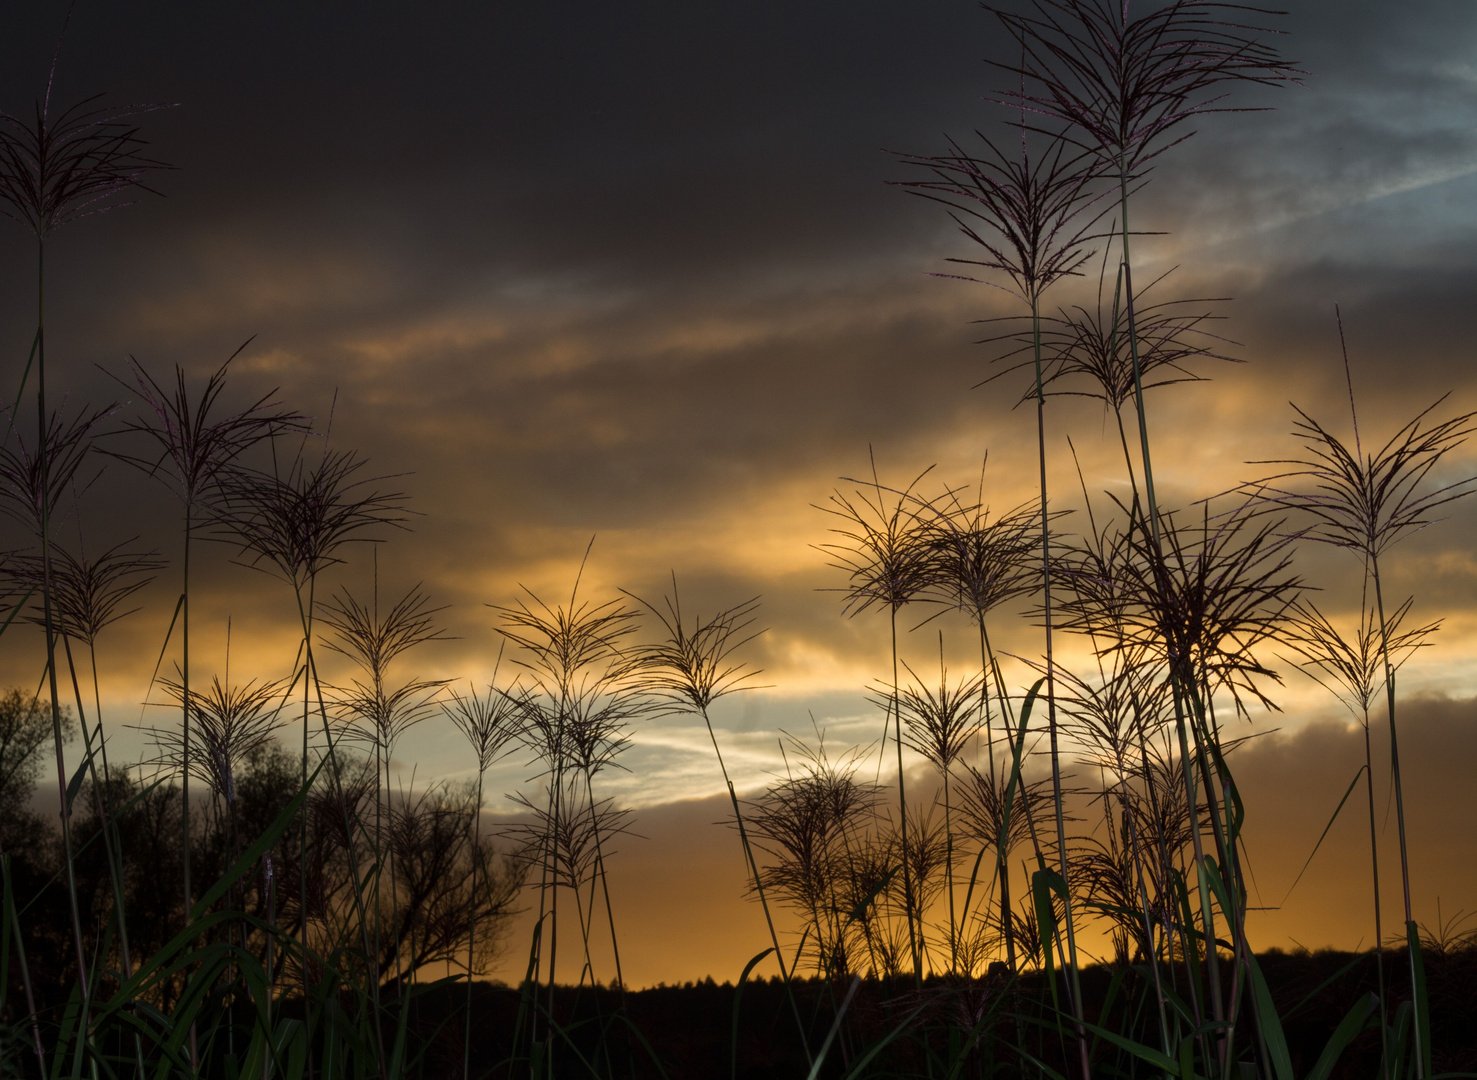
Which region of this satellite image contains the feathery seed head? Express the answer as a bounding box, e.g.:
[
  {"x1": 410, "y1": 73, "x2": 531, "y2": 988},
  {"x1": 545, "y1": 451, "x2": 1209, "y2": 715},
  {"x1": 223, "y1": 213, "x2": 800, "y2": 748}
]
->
[
  {"x1": 988, "y1": 0, "x2": 1300, "y2": 178},
  {"x1": 819, "y1": 458, "x2": 939, "y2": 618},
  {"x1": 627, "y1": 580, "x2": 764, "y2": 714},
  {"x1": 0, "y1": 83, "x2": 171, "y2": 239},
  {"x1": 149, "y1": 674, "x2": 291, "y2": 804},
  {"x1": 12, "y1": 540, "x2": 163, "y2": 646}
]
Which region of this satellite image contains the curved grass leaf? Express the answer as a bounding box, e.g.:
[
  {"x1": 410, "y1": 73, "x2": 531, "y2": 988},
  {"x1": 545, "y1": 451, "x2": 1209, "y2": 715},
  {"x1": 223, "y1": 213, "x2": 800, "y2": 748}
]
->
[
  {"x1": 1307, "y1": 993, "x2": 1378, "y2": 1080},
  {"x1": 731, "y1": 947, "x2": 773, "y2": 1080}
]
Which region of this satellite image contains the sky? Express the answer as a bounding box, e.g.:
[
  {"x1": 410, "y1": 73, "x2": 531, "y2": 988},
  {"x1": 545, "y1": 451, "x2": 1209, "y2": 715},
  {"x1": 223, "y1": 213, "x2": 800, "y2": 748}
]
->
[{"x1": 4, "y1": 0, "x2": 1477, "y2": 985}]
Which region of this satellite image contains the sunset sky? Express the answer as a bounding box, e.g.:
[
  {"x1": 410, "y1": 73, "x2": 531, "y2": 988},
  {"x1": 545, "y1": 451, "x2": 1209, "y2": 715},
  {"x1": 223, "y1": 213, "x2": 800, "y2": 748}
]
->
[{"x1": 4, "y1": 1, "x2": 1477, "y2": 986}]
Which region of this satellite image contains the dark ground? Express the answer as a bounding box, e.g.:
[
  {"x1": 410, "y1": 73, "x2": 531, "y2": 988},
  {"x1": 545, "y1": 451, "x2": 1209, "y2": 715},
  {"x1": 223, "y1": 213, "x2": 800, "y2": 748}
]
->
[{"x1": 400, "y1": 947, "x2": 1477, "y2": 1079}]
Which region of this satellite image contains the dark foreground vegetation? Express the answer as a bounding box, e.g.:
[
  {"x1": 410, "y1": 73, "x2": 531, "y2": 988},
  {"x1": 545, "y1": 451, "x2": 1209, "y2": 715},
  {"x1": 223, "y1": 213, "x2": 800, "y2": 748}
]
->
[
  {"x1": 3, "y1": 1, "x2": 1476, "y2": 1078},
  {"x1": 448, "y1": 954, "x2": 1477, "y2": 1079}
]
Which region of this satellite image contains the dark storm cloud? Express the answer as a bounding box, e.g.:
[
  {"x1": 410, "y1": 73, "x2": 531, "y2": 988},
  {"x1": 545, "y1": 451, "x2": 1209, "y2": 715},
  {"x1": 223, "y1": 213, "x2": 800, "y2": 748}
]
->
[
  {"x1": 0, "y1": 1, "x2": 1439, "y2": 313},
  {"x1": 0, "y1": 0, "x2": 989, "y2": 296},
  {"x1": 1, "y1": 1, "x2": 1468, "y2": 295},
  {"x1": 0, "y1": 0, "x2": 1465, "y2": 576},
  {"x1": 3, "y1": 0, "x2": 1470, "y2": 427}
]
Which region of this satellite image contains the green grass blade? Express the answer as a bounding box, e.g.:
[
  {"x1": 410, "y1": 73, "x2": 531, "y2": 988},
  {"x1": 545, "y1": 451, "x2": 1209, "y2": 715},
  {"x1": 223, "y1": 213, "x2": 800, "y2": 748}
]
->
[
  {"x1": 192, "y1": 761, "x2": 323, "y2": 921},
  {"x1": 1245, "y1": 950, "x2": 1294, "y2": 1080},
  {"x1": 846, "y1": 867, "x2": 897, "y2": 925},
  {"x1": 1282, "y1": 949, "x2": 1368, "y2": 1021},
  {"x1": 1032, "y1": 867, "x2": 1066, "y2": 1012},
  {"x1": 1305, "y1": 992, "x2": 1378, "y2": 1080},
  {"x1": 615, "y1": 1013, "x2": 672, "y2": 1080},
  {"x1": 731, "y1": 947, "x2": 772, "y2": 1080},
  {"x1": 838, "y1": 1003, "x2": 929, "y2": 1079},
  {"x1": 0, "y1": 587, "x2": 37, "y2": 642},
  {"x1": 1279, "y1": 769, "x2": 1364, "y2": 907},
  {"x1": 1074, "y1": 1018, "x2": 1177, "y2": 1074},
  {"x1": 1090, "y1": 967, "x2": 1130, "y2": 1061},
  {"x1": 805, "y1": 976, "x2": 859, "y2": 1080},
  {"x1": 1179, "y1": 1031, "x2": 1200, "y2": 1080},
  {"x1": 1407, "y1": 921, "x2": 1432, "y2": 1080}
]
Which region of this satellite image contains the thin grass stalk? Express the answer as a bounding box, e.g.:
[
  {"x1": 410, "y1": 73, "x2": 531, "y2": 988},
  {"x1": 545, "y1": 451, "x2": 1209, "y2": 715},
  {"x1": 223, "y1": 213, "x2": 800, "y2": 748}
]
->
[
  {"x1": 1167, "y1": 676, "x2": 1224, "y2": 1046},
  {"x1": 1135, "y1": 689, "x2": 1204, "y2": 1030},
  {"x1": 524, "y1": 620, "x2": 571, "y2": 1042},
  {"x1": 512, "y1": 740, "x2": 559, "y2": 1060},
  {"x1": 1362, "y1": 712, "x2": 1389, "y2": 1075},
  {"x1": 1113, "y1": 763, "x2": 1173, "y2": 1056},
  {"x1": 462, "y1": 771, "x2": 485, "y2": 1080},
  {"x1": 1102, "y1": 255, "x2": 1142, "y2": 498},
  {"x1": 496, "y1": 566, "x2": 643, "y2": 1069},
  {"x1": 445, "y1": 672, "x2": 521, "y2": 1080},
  {"x1": 546, "y1": 727, "x2": 565, "y2": 1043},
  {"x1": 979, "y1": 626, "x2": 996, "y2": 780},
  {"x1": 33, "y1": 239, "x2": 94, "y2": 1039},
  {"x1": 69, "y1": 630, "x2": 149, "y2": 1080},
  {"x1": 894, "y1": 637, "x2": 988, "y2": 976},
  {"x1": 74, "y1": 641, "x2": 148, "y2": 1080},
  {"x1": 2, "y1": 82, "x2": 169, "y2": 1049},
  {"x1": 374, "y1": 734, "x2": 386, "y2": 992},
  {"x1": 1079, "y1": 659, "x2": 1173, "y2": 1053},
  {"x1": 513, "y1": 695, "x2": 570, "y2": 1059},
  {"x1": 1186, "y1": 681, "x2": 1245, "y2": 1071},
  {"x1": 296, "y1": 578, "x2": 313, "y2": 1041},
  {"x1": 84, "y1": 635, "x2": 137, "y2": 974},
  {"x1": 1205, "y1": 685, "x2": 1253, "y2": 1050},
  {"x1": 285, "y1": 573, "x2": 390, "y2": 1075},
  {"x1": 1369, "y1": 560, "x2": 1422, "y2": 1074},
  {"x1": 979, "y1": 654, "x2": 1056, "y2": 977},
  {"x1": 898, "y1": 106, "x2": 1100, "y2": 1058},
  {"x1": 1114, "y1": 260, "x2": 1236, "y2": 1064},
  {"x1": 115, "y1": 355, "x2": 302, "y2": 1071},
  {"x1": 701, "y1": 707, "x2": 812, "y2": 1063},
  {"x1": 214, "y1": 429, "x2": 409, "y2": 1060},
  {"x1": 819, "y1": 467, "x2": 937, "y2": 984},
  {"x1": 959, "y1": 628, "x2": 1015, "y2": 978},
  {"x1": 985, "y1": 634, "x2": 1067, "y2": 974},
  {"x1": 1028, "y1": 289, "x2": 1090, "y2": 1070},
  {"x1": 887, "y1": 605, "x2": 923, "y2": 985},
  {"x1": 570, "y1": 822, "x2": 598, "y2": 988},
  {"x1": 1110, "y1": 233, "x2": 1230, "y2": 1031},
  {"x1": 30, "y1": 536, "x2": 159, "y2": 1007},
  {"x1": 581, "y1": 771, "x2": 625, "y2": 992},
  {"x1": 1110, "y1": 196, "x2": 1222, "y2": 1046},
  {"x1": 1283, "y1": 588, "x2": 1401, "y2": 1072},
  {"x1": 1, "y1": 849, "x2": 46, "y2": 1078},
  {"x1": 980, "y1": 672, "x2": 1063, "y2": 987},
  {"x1": 1131, "y1": 705, "x2": 1181, "y2": 1042},
  {"x1": 1335, "y1": 327, "x2": 1426, "y2": 1076},
  {"x1": 300, "y1": 636, "x2": 315, "y2": 1055},
  {"x1": 1062, "y1": 485, "x2": 1174, "y2": 1041},
  {"x1": 384, "y1": 737, "x2": 401, "y2": 995},
  {"x1": 1117, "y1": 176, "x2": 1160, "y2": 530},
  {"x1": 180, "y1": 503, "x2": 195, "y2": 1072},
  {"x1": 263, "y1": 853, "x2": 276, "y2": 1080},
  {"x1": 60, "y1": 635, "x2": 137, "y2": 987},
  {"x1": 302, "y1": 643, "x2": 389, "y2": 1078},
  {"x1": 1135, "y1": 723, "x2": 1194, "y2": 1022},
  {"x1": 943, "y1": 731, "x2": 957, "y2": 973},
  {"x1": 980, "y1": 624, "x2": 1018, "y2": 972},
  {"x1": 322, "y1": 566, "x2": 452, "y2": 998}
]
